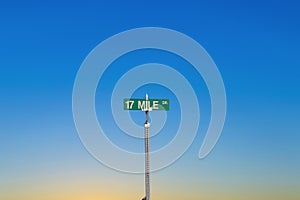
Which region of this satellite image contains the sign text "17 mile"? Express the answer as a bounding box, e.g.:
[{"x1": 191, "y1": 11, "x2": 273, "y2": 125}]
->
[{"x1": 123, "y1": 99, "x2": 170, "y2": 111}]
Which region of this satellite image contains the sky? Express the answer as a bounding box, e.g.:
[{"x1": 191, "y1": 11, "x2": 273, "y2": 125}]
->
[{"x1": 1, "y1": 0, "x2": 300, "y2": 199}]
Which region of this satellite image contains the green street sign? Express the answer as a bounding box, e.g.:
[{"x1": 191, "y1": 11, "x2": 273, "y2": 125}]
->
[{"x1": 124, "y1": 98, "x2": 170, "y2": 111}]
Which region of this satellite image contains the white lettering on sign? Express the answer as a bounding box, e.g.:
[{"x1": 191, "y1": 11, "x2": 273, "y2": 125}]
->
[
  {"x1": 162, "y1": 100, "x2": 168, "y2": 105},
  {"x1": 124, "y1": 99, "x2": 169, "y2": 110},
  {"x1": 152, "y1": 100, "x2": 159, "y2": 110},
  {"x1": 138, "y1": 101, "x2": 145, "y2": 110},
  {"x1": 125, "y1": 100, "x2": 134, "y2": 109},
  {"x1": 138, "y1": 100, "x2": 152, "y2": 110},
  {"x1": 146, "y1": 101, "x2": 150, "y2": 109}
]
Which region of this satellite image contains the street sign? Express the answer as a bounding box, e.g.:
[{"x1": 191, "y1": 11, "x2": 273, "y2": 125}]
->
[{"x1": 123, "y1": 98, "x2": 170, "y2": 111}]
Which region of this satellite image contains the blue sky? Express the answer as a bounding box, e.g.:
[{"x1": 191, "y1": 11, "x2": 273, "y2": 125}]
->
[{"x1": 1, "y1": 0, "x2": 300, "y2": 199}]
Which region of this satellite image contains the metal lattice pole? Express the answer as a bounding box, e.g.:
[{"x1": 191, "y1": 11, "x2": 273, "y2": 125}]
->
[
  {"x1": 141, "y1": 93, "x2": 151, "y2": 200},
  {"x1": 144, "y1": 118, "x2": 150, "y2": 200}
]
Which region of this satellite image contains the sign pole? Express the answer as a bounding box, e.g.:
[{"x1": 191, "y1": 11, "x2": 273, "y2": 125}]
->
[
  {"x1": 124, "y1": 94, "x2": 170, "y2": 200},
  {"x1": 144, "y1": 94, "x2": 151, "y2": 200}
]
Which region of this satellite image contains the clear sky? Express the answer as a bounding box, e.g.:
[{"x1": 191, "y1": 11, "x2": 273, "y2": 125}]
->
[{"x1": 1, "y1": 0, "x2": 300, "y2": 199}]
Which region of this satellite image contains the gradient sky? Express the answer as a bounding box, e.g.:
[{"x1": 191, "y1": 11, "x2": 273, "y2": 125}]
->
[{"x1": 1, "y1": 0, "x2": 300, "y2": 199}]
